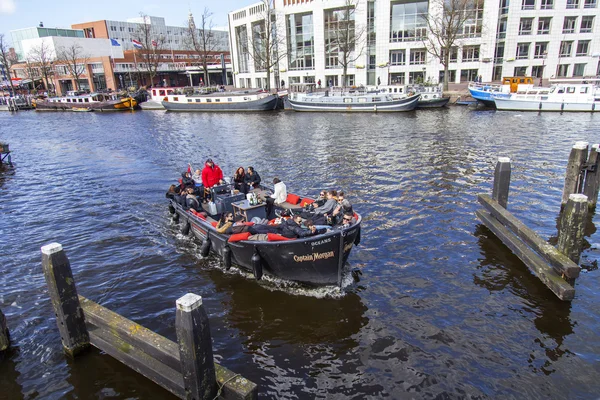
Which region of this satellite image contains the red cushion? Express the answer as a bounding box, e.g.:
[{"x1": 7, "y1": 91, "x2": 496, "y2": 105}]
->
[
  {"x1": 286, "y1": 193, "x2": 301, "y2": 205},
  {"x1": 267, "y1": 233, "x2": 293, "y2": 241},
  {"x1": 211, "y1": 221, "x2": 218, "y2": 227},
  {"x1": 300, "y1": 198, "x2": 314, "y2": 207},
  {"x1": 242, "y1": 222, "x2": 254, "y2": 226},
  {"x1": 228, "y1": 232, "x2": 251, "y2": 242},
  {"x1": 353, "y1": 212, "x2": 359, "y2": 220}
]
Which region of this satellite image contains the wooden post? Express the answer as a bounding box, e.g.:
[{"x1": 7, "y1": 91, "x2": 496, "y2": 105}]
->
[
  {"x1": 583, "y1": 144, "x2": 600, "y2": 209},
  {"x1": 562, "y1": 141, "x2": 589, "y2": 207},
  {"x1": 492, "y1": 157, "x2": 511, "y2": 209},
  {"x1": 41, "y1": 243, "x2": 90, "y2": 357},
  {"x1": 0, "y1": 308, "x2": 9, "y2": 352},
  {"x1": 175, "y1": 293, "x2": 217, "y2": 400},
  {"x1": 558, "y1": 194, "x2": 588, "y2": 266}
]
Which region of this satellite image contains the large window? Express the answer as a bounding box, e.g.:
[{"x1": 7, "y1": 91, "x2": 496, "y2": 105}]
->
[
  {"x1": 573, "y1": 63, "x2": 586, "y2": 76},
  {"x1": 409, "y1": 48, "x2": 426, "y2": 65},
  {"x1": 557, "y1": 64, "x2": 569, "y2": 77},
  {"x1": 460, "y1": 69, "x2": 478, "y2": 82},
  {"x1": 537, "y1": 17, "x2": 551, "y2": 34},
  {"x1": 540, "y1": 0, "x2": 554, "y2": 9},
  {"x1": 563, "y1": 17, "x2": 577, "y2": 33},
  {"x1": 251, "y1": 21, "x2": 267, "y2": 72},
  {"x1": 534, "y1": 42, "x2": 548, "y2": 58},
  {"x1": 390, "y1": 72, "x2": 405, "y2": 85},
  {"x1": 580, "y1": 16, "x2": 594, "y2": 32},
  {"x1": 516, "y1": 43, "x2": 530, "y2": 59},
  {"x1": 560, "y1": 41, "x2": 573, "y2": 57},
  {"x1": 576, "y1": 40, "x2": 590, "y2": 56},
  {"x1": 462, "y1": 46, "x2": 480, "y2": 62},
  {"x1": 442, "y1": 47, "x2": 458, "y2": 63},
  {"x1": 522, "y1": 0, "x2": 535, "y2": 9},
  {"x1": 460, "y1": 0, "x2": 484, "y2": 37},
  {"x1": 324, "y1": 7, "x2": 356, "y2": 69},
  {"x1": 567, "y1": 0, "x2": 580, "y2": 8},
  {"x1": 532, "y1": 65, "x2": 545, "y2": 78},
  {"x1": 514, "y1": 66, "x2": 528, "y2": 76},
  {"x1": 519, "y1": 18, "x2": 534, "y2": 35},
  {"x1": 494, "y1": 43, "x2": 505, "y2": 62},
  {"x1": 389, "y1": 50, "x2": 406, "y2": 65},
  {"x1": 584, "y1": 0, "x2": 597, "y2": 7},
  {"x1": 389, "y1": 0, "x2": 428, "y2": 42},
  {"x1": 287, "y1": 13, "x2": 314, "y2": 71},
  {"x1": 235, "y1": 25, "x2": 249, "y2": 73}
]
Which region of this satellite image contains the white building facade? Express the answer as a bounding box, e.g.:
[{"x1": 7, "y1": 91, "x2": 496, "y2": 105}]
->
[{"x1": 228, "y1": 0, "x2": 600, "y2": 89}]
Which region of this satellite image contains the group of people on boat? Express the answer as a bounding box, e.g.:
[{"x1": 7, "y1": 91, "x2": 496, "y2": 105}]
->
[{"x1": 167, "y1": 160, "x2": 357, "y2": 240}]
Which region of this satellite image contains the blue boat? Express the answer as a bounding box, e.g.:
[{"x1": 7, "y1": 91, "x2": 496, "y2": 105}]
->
[{"x1": 468, "y1": 82, "x2": 510, "y2": 108}]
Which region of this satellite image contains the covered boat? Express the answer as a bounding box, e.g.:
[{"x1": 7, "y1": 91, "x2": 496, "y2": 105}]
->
[
  {"x1": 168, "y1": 183, "x2": 361, "y2": 286},
  {"x1": 161, "y1": 89, "x2": 279, "y2": 112},
  {"x1": 287, "y1": 85, "x2": 420, "y2": 112},
  {"x1": 494, "y1": 80, "x2": 600, "y2": 112},
  {"x1": 468, "y1": 76, "x2": 534, "y2": 108},
  {"x1": 33, "y1": 92, "x2": 137, "y2": 111}
]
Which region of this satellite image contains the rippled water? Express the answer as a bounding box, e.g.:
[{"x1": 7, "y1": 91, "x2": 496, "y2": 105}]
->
[{"x1": 1, "y1": 108, "x2": 599, "y2": 399}]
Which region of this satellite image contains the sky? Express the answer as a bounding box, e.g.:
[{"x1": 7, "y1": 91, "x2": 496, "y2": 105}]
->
[{"x1": 0, "y1": 0, "x2": 250, "y2": 43}]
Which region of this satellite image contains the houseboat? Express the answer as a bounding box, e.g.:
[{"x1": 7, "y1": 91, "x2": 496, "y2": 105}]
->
[
  {"x1": 161, "y1": 89, "x2": 279, "y2": 112},
  {"x1": 33, "y1": 92, "x2": 137, "y2": 111},
  {"x1": 469, "y1": 77, "x2": 534, "y2": 108}
]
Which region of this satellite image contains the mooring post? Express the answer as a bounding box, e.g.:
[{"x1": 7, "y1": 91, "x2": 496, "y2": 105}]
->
[
  {"x1": 175, "y1": 293, "x2": 217, "y2": 400},
  {"x1": 0, "y1": 308, "x2": 9, "y2": 352},
  {"x1": 583, "y1": 144, "x2": 600, "y2": 209},
  {"x1": 557, "y1": 194, "x2": 588, "y2": 266},
  {"x1": 41, "y1": 243, "x2": 90, "y2": 357},
  {"x1": 562, "y1": 142, "x2": 589, "y2": 207},
  {"x1": 492, "y1": 157, "x2": 511, "y2": 209}
]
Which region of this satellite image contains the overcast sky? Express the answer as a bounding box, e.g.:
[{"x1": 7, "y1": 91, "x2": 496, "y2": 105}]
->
[{"x1": 0, "y1": 0, "x2": 250, "y2": 43}]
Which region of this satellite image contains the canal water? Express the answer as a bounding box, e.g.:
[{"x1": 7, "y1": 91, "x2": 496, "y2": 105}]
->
[{"x1": 1, "y1": 108, "x2": 599, "y2": 399}]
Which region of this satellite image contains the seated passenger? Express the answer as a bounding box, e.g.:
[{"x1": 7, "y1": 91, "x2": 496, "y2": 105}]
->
[
  {"x1": 244, "y1": 167, "x2": 261, "y2": 191},
  {"x1": 181, "y1": 171, "x2": 195, "y2": 189},
  {"x1": 185, "y1": 188, "x2": 200, "y2": 211},
  {"x1": 281, "y1": 215, "x2": 320, "y2": 238},
  {"x1": 227, "y1": 215, "x2": 250, "y2": 234},
  {"x1": 335, "y1": 211, "x2": 356, "y2": 228},
  {"x1": 265, "y1": 178, "x2": 287, "y2": 219},
  {"x1": 166, "y1": 184, "x2": 180, "y2": 199},
  {"x1": 233, "y1": 167, "x2": 247, "y2": 194},
  {"x1": 331, "y1": 191, "x2": 353, "y2": 224},
  {"x1": 304, "y1": 219, "x2": 328, "y2": 235},
  {"x1": 216, "y1": 212, "x2": 234, "y2": 234},
  {"x1": 302, "y1": 190, "x2": 337, "y2": 224}
]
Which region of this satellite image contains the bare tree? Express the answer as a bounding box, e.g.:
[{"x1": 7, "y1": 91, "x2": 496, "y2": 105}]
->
[
  {"x1": 56, "y1": 43, "x2": 89, "y2": 91},
  {"x1": 132, "y1": 13, "x2": 165, "y2": 87},
  {"x1": 324, "y1": 0, "x2": 366, "y2": 88},
  {"x1": 423, "y1": 0, "x2": 483, "y2": 90},
  {"x1": 29, "y1": 41, "x2": 55, "y2": 93},
  {"x1": 23, "y1": 59, "x2": 41, "y2": 89},
  {"x1": 0, "y1": 34, "x2": 16, "y2": 95},
  {"x1": 185, "y1": 9, "x2": 218, "y2": 86},
  {"x1": 241, "y1": 0, "x2": 286, "y2": 91}
]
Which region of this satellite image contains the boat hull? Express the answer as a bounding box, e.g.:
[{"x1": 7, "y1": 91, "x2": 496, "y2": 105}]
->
[
  {"x1": 417, "y1": 97, "x2": 450, "y2": 108},
  {"x1": 495, "y1": 98, "x2": 600, "y2": 112},
  {"x1": 288, "y1": 94, "x2": 420, "y2": 112},
  {"x1": 171, "y1": 200, "x2": 361, "y2": 286},
  {"x1": 34, "y1": 98, "x2": 137, "y2": 111},
  {"x1": 139, "y1": 100, "x2": 165, "y2": 110},
  {"x1": 162, "y1": 94, "x2": 279, "y2": 112},
  {"x1": 468, "y1": 88, "x2": 509, "y2": 108}
]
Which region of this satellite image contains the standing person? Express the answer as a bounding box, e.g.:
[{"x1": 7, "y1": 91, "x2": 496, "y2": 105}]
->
[
  {"x1": 328, "y1": 79, "x2": 333, "y2": 88},
  {"x1": 244, "y1": 166, "x2": 261, "y2": 191},
  {"x1": 281, "y1": 79, "x2": 285, "y2": 89},
  {"x1": 233, "y1": 166, "x2": 247, "y2": 194},
  {"x1": 265, "y1": 178, "x2": 287, "y2": 219},
  {"x1": 318, "y1": 79, "x2": 322, "y2": 89},
  {"x1": 201, "y1": 159, "x2": 224, "y2": 202}
]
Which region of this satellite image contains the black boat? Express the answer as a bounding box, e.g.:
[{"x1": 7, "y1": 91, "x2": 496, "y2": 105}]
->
[{"x1": 168, "y1": 184, "x2": 361, "y2": 286}]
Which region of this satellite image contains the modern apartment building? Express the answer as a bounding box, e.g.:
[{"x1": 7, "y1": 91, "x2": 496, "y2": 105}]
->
[{"x1": 228, "y1": 0, "x2": 600, "y2": 89}]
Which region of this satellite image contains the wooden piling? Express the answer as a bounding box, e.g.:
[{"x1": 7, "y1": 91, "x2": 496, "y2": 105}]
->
[
  {"x1": 562, "y1": 141, "x2": 589, "y2": 207},
  {"x1": 175, "y1": 293, "x2": 217, "y2": 400},
  {"x1": 558, "y1": 194, "x2": 588, "y2": 265},
  {"x1": 492, "y1": 157, "x2": 511, "y2": 209},
  {"x1": 583, "y1": 144, "x2": 600, "y2": 209},
  {"x1": 41, "y1": 243, "x2": 90, "y2": 356},
  {"x1": 0, "y1": 308, "x2": 9, "y2": 352}
]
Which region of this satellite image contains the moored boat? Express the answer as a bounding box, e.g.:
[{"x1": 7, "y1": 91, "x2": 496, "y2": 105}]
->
[
  {"x1": 408, "y1": 84, "x2": 450, "y2": 108},
  {"x1": 494, "y1": 81, "x2": 600, "y2": 112},
  {"x1": 33, "y1": 92, "x2": 137, "y2": 111},
  {"x1": 168, "y1": 183, "x2": 361, "y2": 286},
  {"x1": 469, "y1": 76, "x2": 534, "y2": 108},
  {"x1": 287, "y1": 86, "x2": 419, "y2": 112},
  {"x1": 139, "y1": 87, "x2": 182, "y2": 110},
  {"x1": 161, "y1": 89, "x2": 279, "y2": 112}
]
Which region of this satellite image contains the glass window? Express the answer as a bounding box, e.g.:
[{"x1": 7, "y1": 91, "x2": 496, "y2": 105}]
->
[
  {"x1": 573, "y1": 63, "x2": 586, "y2": 76},
  {"x1": 462, "y1": 45, "x2": 480, "y2": 62},
  {"x1": 460, "y1": 69, "x2": 478, "y2": 82},
  {"x1": 534, "y1": 42, "x2": 548, "y2": 58},
  {"x1": 519, "y1": 18, "x2": 534, "y2": 35},
  {"x1": 563, "y1": 17, "x2": 577, "y2": 33},
  {"x1": 390, "y1": 72, "x2": 405, "y2": 85},
  {"x1": 567, "y1": 0, "x2": 579, "y2": 7},
  {"x1": 389, "y1": 0, "x2": 429, "y2": 42},
  {"x1": 532, "y1": 65, "x2": 545, "y2": 78},
  {"x1": 514, "y1": 66, "x2": 528, "y2": 76},
  {"x1": 516, "y1": 43, "x2": 530, "y2": 59},
  {"x1": 389, "y1": 50, "x2": 406, "y2": 65},
  {"x1": 442, "y1": 47, "x2": 458, "y2": 62},
  {"x1": 576, "y1": 40, "x2": 590, "y2": 56},
  {"x1": 540, "y1": 0, "x2": 553, "y2": 9},
  {"x1": 522, "y1": 0, "x2": 535, "y2": 9},
  {"x1": 538, "y1": 17, "x2": 552, "y2": 34},
  {"x1": 584, "y1": 0, "x2": 597, "y2": 7},
  {"x1": 580, "y1": 16, "x2": 594, "y2": 32},
  {"x1": 557, "y1": 64, "x2": 569, "y2": 77},
  {"x1": 324, "y1": 7, "x2": 357, "y2": 69},
  {"x1": 560, "y1": 41, "x2": 573, "y2": 57},
  {"x1": 409, "y1": 49, "x2": 426, "y2": 64},
  {"x1": 287, "y1": 12, "x2": 314, "y2": 71}
]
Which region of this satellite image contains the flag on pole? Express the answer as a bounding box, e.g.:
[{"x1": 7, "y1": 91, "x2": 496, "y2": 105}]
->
[
  {"x1": 132, "y1": 39, "x2": 143, "y2": 49},
  {"x1": 151, "y1": 39, "x2": 157, "y2": 47},
  {"x1": 110, "y1": 38, "x2": 121, "y2": 47}
]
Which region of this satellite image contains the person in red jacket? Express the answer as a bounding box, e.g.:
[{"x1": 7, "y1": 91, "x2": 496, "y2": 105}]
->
[{"x1": 201, "y1": 159, "x2": 224, "y2": 201}]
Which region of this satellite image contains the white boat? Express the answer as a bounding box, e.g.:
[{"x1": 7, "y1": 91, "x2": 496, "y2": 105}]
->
[
  {"x1": 162, "y1": 89, "x2": 279, "y2": 112},
  {"x1": 494, "y1": 80, "x2": 600, "y2": 112},
  {"x1": 139, "y1": 87, "x2": 181, "y2": 110}
]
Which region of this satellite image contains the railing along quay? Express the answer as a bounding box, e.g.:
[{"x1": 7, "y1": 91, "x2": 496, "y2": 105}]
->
[
  {"x1": 476, "y1": 142, "x2": 600, "y2": 301},
  {"x1": 40, "y1": 242, "x2": 257, "y2": 400}
]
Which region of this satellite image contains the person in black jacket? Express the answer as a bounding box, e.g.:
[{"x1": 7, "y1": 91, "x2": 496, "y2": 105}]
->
[
  {"x1": 233, "y1": 167, "x2": 247, "y2": 193},
  {"x1": 244, "y1": 166, "x2": 261, "y2": 191},
  {"x1": 281, "y1": 215, "x2": 318, "y2": 238}
]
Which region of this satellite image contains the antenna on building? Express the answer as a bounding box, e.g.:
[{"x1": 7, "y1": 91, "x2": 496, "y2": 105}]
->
[{"x1": 39, "y1": 22, "x2": 44, "y2": 27}]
